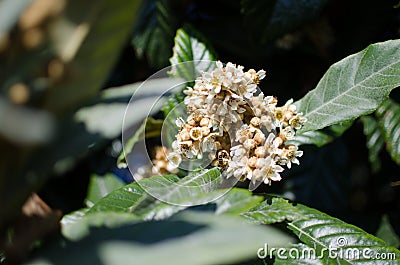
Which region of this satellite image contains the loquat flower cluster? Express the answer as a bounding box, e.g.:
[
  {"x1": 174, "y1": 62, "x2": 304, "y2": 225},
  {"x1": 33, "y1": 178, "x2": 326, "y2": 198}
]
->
[{"x1": 155, "y1": 61, "x2": 306, "y2": 186}]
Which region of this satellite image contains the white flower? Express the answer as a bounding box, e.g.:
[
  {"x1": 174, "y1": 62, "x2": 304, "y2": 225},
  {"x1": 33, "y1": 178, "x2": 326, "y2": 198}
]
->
[
  {"x1": 280, "y1": 126, "x2": 295, "y2": 140},
  {"x1": 189, "y1": 127, "x2": 203, "y2": 141},
  {"x1": 257, "y1": 70, "x2": 266, "y2": 81},
  {"x1": 289, "y1": 114, "x2": 307, "y2": 130},
  {"x1": 285, "y1": 145, "x2": 303, "y2": 169},
  {"x1": 249, "y1": 156, "x2": 283, "y2": 184}
]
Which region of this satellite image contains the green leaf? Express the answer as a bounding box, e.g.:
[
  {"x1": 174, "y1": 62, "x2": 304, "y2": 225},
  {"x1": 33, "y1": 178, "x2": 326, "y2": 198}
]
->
[
  {"x1": 295, "y1": 39, "x2": 400, "y2": 133},
  {"x1": 215, "y1": 188, "x2": 263, "y2": 215},
  {"x1": 31, "y1": 211, "x2": 293, "y2": 265},
  {"x1": 361, "y1": 115, "x2": 384, "y2": 172},
  {"x1": 241, "y1": 197, "x2": 305, "y2": 225},
  {"x1": 87, "y1": 168, "x2": 235, "y2": 222},
  {"x1": 375, "y1": 98, "x2": 400, "y2": 165},
  {"x1": 88, "y1": 174, "x2": 180, "y2": 214},
  {"x1": 132, "y1": 0, "x2": 179, "y2": 68},
  {"x1": 376, "y1": 215, "x2": 400, "y2": 248},
  {"x1": 169, "y1": 28, "x2": 217, "y2": 82},
  {"x1": 85, "y1": 174, "x2": 125, "y2": 206},
  {"x1": 288, "y1": 204, "x2": 400, "y2": 264},
  {"x1": 131, "y1": 168, "x2": 226, "y2": 220}
]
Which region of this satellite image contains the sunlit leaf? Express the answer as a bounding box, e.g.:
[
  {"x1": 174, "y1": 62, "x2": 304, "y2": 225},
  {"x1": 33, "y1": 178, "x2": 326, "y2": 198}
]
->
[
  {"x1": 241, "y1": 197, "x2": 305, "y2": 225},
  {"x1": 215, "y1": 188, "x2": 263, "y2": 215},
  {"x1": 131, "y1": 168, "x2": 226, "y2": 220},
  {"x1": 296, "y1": 40, "x2": 400, "y2": 133},
  {"x1": 88, "y1": 175, "x2": 180, "y2": 214},
  {"x1": 169, "y1": 27, "x2": 217, "y2": 82}
]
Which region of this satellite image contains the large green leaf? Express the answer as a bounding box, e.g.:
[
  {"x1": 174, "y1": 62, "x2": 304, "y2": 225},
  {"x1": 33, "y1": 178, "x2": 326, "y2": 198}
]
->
[
  {"x1": 215, "y1": 188, "x2": 263, "y2": 215},
  {"x1": 80, "y1": 168, "x2": 243, "y2": 222},
  {"x1": 31, "y1": 211, "x2": 293, "y2": 265},
  {"x1": 130, "y1": 168, "x2": 227, "y2": 220},
  {"x1": 63, "y1": 186, "x2": 264, "y2": 241},
  {"x1": 296, "y1": 39, "x2": 400, "y2": 133},
  {"x1": 169, "y1": 28, "x2": 217, "y2": 82},
  {"x1": 375, "y1": 98, "x2": 400, "y2": 165},
  {"x1": 88, "y1": 174, "x2": 180, "y2": 214},
  {"x1": 288, "y1": 204, "x2": 400, "y2": 264},
  {"x1": 361, "y1": 115, "x2": 384, "y2": 172}
]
